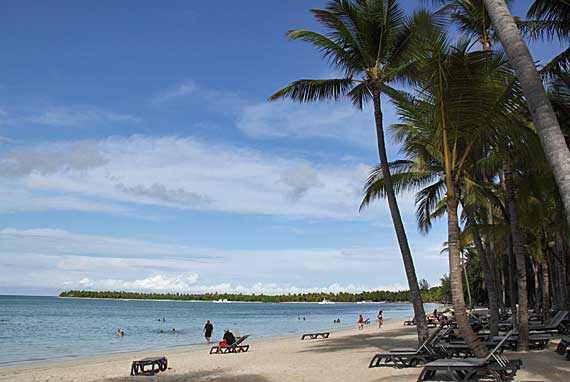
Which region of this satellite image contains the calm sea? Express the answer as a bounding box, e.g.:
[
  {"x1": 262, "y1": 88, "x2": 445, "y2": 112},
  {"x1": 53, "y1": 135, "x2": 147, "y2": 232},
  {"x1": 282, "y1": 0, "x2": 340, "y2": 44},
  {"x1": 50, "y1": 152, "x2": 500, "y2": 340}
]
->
[{"x1": 0, "y1": 295, "x2": 436, "y2": 366}]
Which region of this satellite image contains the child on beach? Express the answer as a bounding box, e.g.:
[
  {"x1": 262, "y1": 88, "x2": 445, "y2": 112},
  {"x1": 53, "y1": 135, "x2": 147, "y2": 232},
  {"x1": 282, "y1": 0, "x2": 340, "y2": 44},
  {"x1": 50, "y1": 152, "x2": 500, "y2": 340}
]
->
[{"x1": 358, "y1": 314, "x2": 364, "y2": 330}]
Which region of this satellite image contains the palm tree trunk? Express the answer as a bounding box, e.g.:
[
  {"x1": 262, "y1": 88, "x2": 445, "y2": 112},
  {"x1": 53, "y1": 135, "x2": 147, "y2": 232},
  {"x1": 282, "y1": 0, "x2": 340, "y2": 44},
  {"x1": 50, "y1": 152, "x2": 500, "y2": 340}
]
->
[
  {"x1": 448, "y1": 196, "x2": 488, "y2": 357},
  {"x1": 470, "y1": 218, "x2": 500, "y2": 336},
  {"x1": 506, "y1": 235, "x2": 518, "y2": 324},
  {"x1": 555, "y1": 231, "x2": 568, "y2": 310},
  {"x1": 372, "y1": 90, "x2": 428, "y2": 344},
  {"x1": 503, "y1": 158, "x2": 529, "y2": 351},
  {"x1": 483, "y1": 0, "x2": 570, "y2": 231},
  {"x1": 541, "y1": 244, "x2": 551, "y2": 321}
]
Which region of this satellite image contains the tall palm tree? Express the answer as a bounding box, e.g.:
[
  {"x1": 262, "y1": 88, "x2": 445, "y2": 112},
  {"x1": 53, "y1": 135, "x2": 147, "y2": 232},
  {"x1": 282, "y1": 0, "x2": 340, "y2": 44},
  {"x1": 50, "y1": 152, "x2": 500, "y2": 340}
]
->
[
  {"x1": 482, "y1": 0, "x2": 570, "y2": 232},
  {"x1": 433, "y1": 0, "x2": 516, "y2": 337},
  {"x1": 362, "y1": 40, "x2": 517, "y2": 357},
  {"x1": 269, "y1": 0, "x2": 435, "y2": 343}
]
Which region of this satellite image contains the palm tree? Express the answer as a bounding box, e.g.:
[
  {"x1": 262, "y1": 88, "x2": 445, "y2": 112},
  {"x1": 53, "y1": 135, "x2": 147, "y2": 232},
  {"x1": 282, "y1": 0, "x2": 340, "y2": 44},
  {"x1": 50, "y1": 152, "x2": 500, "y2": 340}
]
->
[
  {"x1": 525, "y1": 0, "x2": 570, "y2": 76},
  {"x1": 269, "y1": 0, "x2": 434, "y2": 343},
  {"x1": 362, "y1": 40, "x2": 517, "y2": 356},
  {"x1": 482, "y1": 0, "x2": 570, "y2": 232},
  {"x1": 433, "y1": 0, "x2": 517, "y2": 337}
]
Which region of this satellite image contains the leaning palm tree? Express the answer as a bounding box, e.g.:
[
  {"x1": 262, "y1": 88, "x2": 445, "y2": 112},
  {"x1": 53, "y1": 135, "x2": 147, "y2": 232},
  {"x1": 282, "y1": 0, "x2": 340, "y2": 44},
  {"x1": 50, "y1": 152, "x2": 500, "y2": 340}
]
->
[
  {"x1": 269, "y1": 0, "x2": 437, "y2": 343},
  {"x1": 482, "y1": 0, "x2": 570, "y2": 232},
  {"x1": 362, "y1": 40, "x2": 517, "y2": 357}
]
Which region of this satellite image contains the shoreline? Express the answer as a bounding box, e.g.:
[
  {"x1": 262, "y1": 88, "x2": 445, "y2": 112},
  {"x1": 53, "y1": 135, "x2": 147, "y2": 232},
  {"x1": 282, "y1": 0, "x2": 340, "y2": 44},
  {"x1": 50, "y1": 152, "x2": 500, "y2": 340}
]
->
[
  {"x1": 0, "y1": 320, "x2": 361, "y2": 369},
  {"x1": 2, "y1": 320, "x2": 568, "y2": 382}
]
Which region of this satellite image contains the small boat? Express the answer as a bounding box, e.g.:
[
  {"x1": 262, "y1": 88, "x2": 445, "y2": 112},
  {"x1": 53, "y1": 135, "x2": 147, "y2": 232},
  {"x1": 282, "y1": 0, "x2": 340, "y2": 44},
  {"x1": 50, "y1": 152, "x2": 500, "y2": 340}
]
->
[
  {"x1": 212, "y1": 299, "x2": 231, "y2": 303},
  {"x1": 318, "y1": 298, "x2": 335, "y2": 305},
  {"x1": 357, "y1": 300, "x2": 386, "y2": 304}
]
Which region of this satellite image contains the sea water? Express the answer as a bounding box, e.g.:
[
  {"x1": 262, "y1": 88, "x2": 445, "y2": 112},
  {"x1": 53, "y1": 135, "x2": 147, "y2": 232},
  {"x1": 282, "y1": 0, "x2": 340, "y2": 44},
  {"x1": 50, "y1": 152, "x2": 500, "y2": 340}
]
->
[{"x1": 0, "y1": 295, "x2": 437, "y2": 366}]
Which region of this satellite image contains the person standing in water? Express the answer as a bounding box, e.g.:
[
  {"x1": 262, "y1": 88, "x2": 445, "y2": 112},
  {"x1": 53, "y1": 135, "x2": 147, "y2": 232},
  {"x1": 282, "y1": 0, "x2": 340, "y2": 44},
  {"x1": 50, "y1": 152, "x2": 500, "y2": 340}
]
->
[
  {"x1": 358, "y1": 314, "x2": 364, "y2": 330},
  {"x1": 377, "y1": 310, "x2": 384, "y2": 328},
  {"x1": 204, "y1": 320, "x2": 214, "y2": 344}
]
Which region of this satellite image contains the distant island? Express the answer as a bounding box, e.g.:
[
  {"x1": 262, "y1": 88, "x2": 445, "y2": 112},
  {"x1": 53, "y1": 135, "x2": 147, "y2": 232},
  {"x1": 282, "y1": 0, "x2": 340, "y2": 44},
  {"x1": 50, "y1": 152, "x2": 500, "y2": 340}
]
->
[{"x1": 59, "y1": 285, "x2": 448, "y2": 303}]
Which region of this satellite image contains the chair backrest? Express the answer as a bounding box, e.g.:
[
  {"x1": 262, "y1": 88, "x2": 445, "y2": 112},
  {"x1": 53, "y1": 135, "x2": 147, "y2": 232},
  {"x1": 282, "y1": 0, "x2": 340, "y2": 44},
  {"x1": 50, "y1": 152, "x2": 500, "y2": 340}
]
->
[
  {"x1": 544, "y1": 311, "x2": 562, "y2": 326},
  {"x1": 485, "y1": 330, "x2": 513, "y2": 367},
  {"x1": 418, "y1": 327, "x2": 442, "y2": 355},
  {"x1": 232, "y1": 334, "x2": 249, "y2": 347},
  {"x1": 550, "y1": 311, "x2": 568, "y2": 327}
]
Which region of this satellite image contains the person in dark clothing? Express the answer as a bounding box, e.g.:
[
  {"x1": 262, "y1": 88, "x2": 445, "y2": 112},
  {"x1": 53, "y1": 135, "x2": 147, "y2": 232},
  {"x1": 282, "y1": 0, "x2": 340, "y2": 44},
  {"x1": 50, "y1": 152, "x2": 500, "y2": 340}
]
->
[
  {"x1": 204, "y1": 320, "x2": 214, "y2": 344},
  {"x1": 216, "y1": 329, "x2": 236, "y2": 353}
]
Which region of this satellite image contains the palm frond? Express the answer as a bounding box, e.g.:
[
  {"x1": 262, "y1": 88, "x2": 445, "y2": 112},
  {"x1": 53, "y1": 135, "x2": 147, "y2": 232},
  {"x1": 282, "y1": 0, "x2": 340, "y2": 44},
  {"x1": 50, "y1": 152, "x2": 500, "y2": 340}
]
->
[{"x1": 269, "y1": 78, "x2": 355, "y2": 103}]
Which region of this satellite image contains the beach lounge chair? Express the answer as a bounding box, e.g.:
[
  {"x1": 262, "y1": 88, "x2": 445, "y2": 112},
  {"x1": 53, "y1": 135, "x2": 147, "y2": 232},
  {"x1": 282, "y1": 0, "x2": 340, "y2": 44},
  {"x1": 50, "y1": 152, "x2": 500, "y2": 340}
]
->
[
  {"x1": 417, "y1": 331, "x2": 522, "y2": 382},
  {"x1": 301, "y1": 332, "x2": 330, "y2": 340},
  {"x1": 499, "y1": 311, "x2": 569, "y2": 333},
  {"x1": 130, "y1": 356, "x2": 167, "y2": 376},
  {"x1": 529, "y1": 310, "x2": 569, "y2": 334},
  {"x1": 556, "y1": 337, "x2": 570, "y2": 355},
  {"x1": 369, "y1": 328, "x2": 444, "y2": 368},
  {"x1": 209, "y1": 335, "x2": 250, "y2": 354},
  {"x1": 488, "y1": 332, "x2": 551, "y2": 350},
  {"x1": 403, "y1": 318, "x2": 415, "y2": 326}
]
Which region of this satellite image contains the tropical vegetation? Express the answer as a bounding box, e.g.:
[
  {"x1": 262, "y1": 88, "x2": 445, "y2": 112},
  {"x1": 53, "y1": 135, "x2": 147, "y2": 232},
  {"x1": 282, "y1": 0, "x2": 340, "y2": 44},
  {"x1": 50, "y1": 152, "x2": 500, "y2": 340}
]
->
[
  {"x1": 59, "y1": 286, "x2": 450, "y2": 304},
  {"x1": 271, "y1": 0, "x2": 570, "y2": 356}
]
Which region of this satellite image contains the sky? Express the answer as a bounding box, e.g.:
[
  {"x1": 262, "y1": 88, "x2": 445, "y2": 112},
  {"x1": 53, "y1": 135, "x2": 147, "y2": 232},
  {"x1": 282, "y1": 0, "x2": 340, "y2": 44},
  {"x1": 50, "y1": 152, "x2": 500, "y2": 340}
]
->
[{"x1": 0, "y1": 0, "x2": 564, "y2": 296}]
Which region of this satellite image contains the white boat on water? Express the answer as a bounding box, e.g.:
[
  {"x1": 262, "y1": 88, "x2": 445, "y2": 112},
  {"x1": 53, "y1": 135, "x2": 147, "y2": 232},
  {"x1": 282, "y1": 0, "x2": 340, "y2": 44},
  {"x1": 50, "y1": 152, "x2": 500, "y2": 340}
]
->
[
  {"x1": 318, "y1": 298, "x2": 335, "y2": 305},
  {"x1": 212, "y1": 299, "x2": 231, "y2": 303},
  {"x1": 357, "y1": 300, "x2": 387, "y2": 304}
]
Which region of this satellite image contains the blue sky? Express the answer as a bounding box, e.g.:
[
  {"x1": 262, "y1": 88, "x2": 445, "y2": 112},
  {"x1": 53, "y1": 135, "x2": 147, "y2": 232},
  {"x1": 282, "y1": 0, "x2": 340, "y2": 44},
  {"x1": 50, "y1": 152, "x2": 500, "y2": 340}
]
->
[{"x1": 0, "y1": 0, "x2": 564, "y2": 295}]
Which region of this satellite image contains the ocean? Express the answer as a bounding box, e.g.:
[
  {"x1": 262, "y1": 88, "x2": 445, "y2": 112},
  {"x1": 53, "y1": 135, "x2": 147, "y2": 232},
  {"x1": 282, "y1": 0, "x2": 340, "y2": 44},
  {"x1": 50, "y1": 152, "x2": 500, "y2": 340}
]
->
[{"x1": 0, "y1": 295, "x2": 436, "y2": 366}]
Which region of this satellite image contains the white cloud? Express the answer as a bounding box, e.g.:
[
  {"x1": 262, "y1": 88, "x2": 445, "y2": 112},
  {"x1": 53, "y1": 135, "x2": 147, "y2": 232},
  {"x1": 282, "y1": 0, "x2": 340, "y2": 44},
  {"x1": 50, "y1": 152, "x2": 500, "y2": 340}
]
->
[
  {"x1": 280, "y1": 164, "x2": 321, "y2": 201},
  {"x1": 0, "y1": 135, "x2": 410, "y2": 220},
  {"x1": 71, "y1": 273, "x2": 200, "y2": 292},
  {"x1": 153, "y1": 80, "x2": 197, "y2": 103},
  {"x1": 31, "y1": 107, "x2": 138, "y2": 127},
  {"x1": 237, "y1": 101, "x2": 377, "y2": 148},
  {"x1": 0, "y1": 227, "x2": 448, "y2": 294}
]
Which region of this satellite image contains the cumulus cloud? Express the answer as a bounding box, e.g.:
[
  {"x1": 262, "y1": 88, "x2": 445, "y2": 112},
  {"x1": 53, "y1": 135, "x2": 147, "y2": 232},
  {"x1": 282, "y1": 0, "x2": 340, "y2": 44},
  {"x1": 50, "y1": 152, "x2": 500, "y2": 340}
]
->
[
  {"x1": 0, "y1": 227, "x2": 448, "y2": 294},
  {"x1": 0, "y1": 135, "x2": 405, "y2": 220},
  {"x1": 70, "y1": 273, "x2": 200, "y2": 292}
]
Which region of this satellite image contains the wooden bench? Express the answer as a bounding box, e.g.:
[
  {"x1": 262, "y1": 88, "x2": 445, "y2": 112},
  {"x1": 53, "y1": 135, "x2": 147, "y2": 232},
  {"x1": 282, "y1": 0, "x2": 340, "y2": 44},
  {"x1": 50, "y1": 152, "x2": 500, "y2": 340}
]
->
[
  {"x1": 301, "y1": 332, "x2": 330, "y2": 340},
  {"x1": 130, "y1": 356, "x2": 167, "y2": 376}
]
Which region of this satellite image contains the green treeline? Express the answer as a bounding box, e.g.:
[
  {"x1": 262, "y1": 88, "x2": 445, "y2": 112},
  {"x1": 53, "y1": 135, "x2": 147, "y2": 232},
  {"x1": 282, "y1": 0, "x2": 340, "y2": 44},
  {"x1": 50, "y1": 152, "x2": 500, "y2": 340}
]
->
[{"x1": 59, "y1": 285, "x2": 448, "y2": 304}]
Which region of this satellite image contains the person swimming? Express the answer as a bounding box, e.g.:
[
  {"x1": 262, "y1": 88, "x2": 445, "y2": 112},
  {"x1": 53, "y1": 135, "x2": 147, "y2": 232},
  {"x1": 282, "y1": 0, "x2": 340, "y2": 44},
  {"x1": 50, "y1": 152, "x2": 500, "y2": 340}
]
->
[
  {"x1": 172, "y1": 328, "x2": 176, "y2": 333},
  {"x1": 115, "y1": 328, "x2": 125, "y2": 336}
]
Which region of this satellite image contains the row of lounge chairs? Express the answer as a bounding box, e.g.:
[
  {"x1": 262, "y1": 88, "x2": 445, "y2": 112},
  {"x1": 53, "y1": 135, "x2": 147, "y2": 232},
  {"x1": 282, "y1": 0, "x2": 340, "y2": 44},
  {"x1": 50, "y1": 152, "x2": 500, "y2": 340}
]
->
[{"x1": 370, "y1": 327, "x2": 523, "y2": 381}]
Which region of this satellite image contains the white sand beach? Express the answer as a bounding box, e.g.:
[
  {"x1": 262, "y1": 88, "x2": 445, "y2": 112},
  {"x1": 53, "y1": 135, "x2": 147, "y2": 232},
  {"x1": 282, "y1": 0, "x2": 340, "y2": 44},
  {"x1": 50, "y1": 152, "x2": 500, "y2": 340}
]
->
[{"x1": 1, "y1": 320, "x2": 569, "y2": 382}]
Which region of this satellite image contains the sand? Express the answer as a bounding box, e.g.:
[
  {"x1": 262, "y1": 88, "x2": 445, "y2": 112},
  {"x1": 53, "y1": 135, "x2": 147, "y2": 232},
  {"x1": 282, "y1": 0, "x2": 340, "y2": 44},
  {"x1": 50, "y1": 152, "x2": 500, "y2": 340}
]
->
[{"x1": 1, "y1": 320, "x2": 569, "y2": 382}]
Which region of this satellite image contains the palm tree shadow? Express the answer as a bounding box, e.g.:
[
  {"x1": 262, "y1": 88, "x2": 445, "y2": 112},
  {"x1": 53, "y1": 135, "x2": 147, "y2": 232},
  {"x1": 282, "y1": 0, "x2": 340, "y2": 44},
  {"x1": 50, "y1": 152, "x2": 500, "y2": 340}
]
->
[
  {"x1": 297, "y1": 326, "x2": 420, "y2": 354},
  {"x1": 107, "y1": 370, "x2": 272, "y2": 382}
]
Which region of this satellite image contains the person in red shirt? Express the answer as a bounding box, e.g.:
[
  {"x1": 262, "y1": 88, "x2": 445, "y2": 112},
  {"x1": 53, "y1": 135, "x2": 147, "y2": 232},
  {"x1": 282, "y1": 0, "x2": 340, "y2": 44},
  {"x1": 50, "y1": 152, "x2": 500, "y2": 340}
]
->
[{"x1": 358, "y1": 314, "x2": 364, "y2": 330}]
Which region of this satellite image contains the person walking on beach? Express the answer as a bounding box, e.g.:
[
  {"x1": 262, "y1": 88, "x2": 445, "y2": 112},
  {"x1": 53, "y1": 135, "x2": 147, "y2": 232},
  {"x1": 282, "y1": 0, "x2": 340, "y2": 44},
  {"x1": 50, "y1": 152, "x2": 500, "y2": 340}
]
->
[
  {"x1": 204, "y1": 320, "x2": 214, "y2": 344},
  {"x1": 358, "y1": 314, "x2": 364, "y2": 330},
  {"x1": 377, "y1": 310, "x2": 384, "y2": 329}
]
